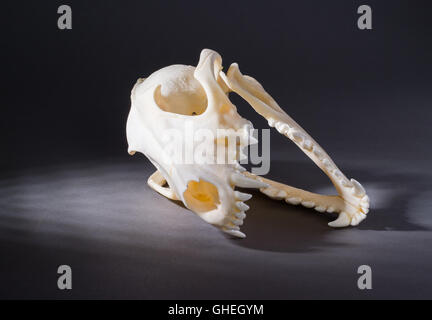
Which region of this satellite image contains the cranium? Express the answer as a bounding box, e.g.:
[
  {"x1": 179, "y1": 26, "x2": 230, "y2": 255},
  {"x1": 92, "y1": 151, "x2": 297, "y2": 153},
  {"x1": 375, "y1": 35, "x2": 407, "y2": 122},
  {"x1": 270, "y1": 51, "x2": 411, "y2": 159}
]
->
[{"x1": 126, "y1": 49, "x2": 370, "y2": 238}]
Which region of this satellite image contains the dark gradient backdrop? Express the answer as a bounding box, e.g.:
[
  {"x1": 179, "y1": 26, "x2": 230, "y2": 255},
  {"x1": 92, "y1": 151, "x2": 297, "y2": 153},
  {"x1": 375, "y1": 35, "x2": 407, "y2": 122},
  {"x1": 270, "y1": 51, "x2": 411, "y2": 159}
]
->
[{"x1": 1, "y1": 0, "x2": 432, "y2": 299}]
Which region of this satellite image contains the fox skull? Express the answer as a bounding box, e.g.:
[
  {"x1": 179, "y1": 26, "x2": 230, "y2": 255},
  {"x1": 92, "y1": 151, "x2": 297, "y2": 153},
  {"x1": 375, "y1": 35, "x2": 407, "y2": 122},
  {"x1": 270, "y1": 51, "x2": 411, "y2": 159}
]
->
[{"x1": 126, "y1": 49, "x2": 370, "y2": 238}]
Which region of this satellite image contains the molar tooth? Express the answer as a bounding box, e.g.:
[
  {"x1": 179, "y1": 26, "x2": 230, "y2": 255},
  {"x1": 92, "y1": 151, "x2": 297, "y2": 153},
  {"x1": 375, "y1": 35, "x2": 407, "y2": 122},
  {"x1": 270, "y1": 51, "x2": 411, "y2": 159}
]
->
[
  {"x1": 322, "y1": 159, "x2": 332, "y2": 169},
  {"x1": 315, "y1": 206, "x2": 326, "y2": 212},
  {"x1": 286, "y1": 197, "x2": 301, "y2": 205},
  {"x1": 301, "y1": 139, "x2": 313, "y2": 151},
  {"x1": 350, "y1": 178, "x2": 366, "y2": 197},
  {"x1": 275, "y1": 122, "x2": 290, "y2": 134},
  {"x1": 361, "y1": 195, "x2": 370, "y2": 205},
  {"x1": 312, "y1": 146, "x2": 324, "y2": 159},
  {"x1": 234, "y1": 191, "x2": 252, "y2": 201},
  {"x1": 230, "y1": 172, "x2": 268, "y2": 188},
  {"x1": 301, "y1": 201, "x2": 315, "y2": 208},
  {"x1": 361, "y1": 207, "x2": 369, "y2": 214},
  {"x1": 267, "y1": 118, "x2": 276, "y2": 127},
  {"x1": 291, "y1": 131, "x2": 304, "y2": 143},
  {"x1": 261, "y1": 187, "x2": 279, "y2": 198},
  {"x1": 277, "y1": 190, "x2": 287, "y2": 198},
  {"x1": 328, "y1": 211, "x2": 351, "y2": 228},
  {"x1": 236, "y1": 201, "x2": 250, "y2": 211}
]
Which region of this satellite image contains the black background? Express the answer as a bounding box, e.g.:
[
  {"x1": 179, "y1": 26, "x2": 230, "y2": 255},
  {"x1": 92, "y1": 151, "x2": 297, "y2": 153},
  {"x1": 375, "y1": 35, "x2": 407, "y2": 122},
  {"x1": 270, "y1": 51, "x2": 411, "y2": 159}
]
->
[
  {"x1": 1, "y1": 0, "x2": 432, "y2": 299},
  {"x1": 3, "y1": 0, "x2": 431, "y2": 170}
]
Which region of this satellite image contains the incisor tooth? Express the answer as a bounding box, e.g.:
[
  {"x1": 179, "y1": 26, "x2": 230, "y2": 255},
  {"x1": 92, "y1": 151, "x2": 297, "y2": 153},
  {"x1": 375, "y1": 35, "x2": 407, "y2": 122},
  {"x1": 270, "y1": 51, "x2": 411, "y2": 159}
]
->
[
  {"x1": 235, "y1": 211, "x2": 246, "y2": 219},
  {"x1": 328, "y1": 211, "x2": 351, "y2": 227},
  {"x1": 230, "y1": 172, "x2": 268, "y2": 188},
  {"x1": 351, "y1": 178, "x2": 366, "y2": 197},
  {"x1": 236, "y1": 201, "x2": 250, "y2": 211},
  {"x1": 234, "y1": 191, "x2": 252, "y2": 201}
]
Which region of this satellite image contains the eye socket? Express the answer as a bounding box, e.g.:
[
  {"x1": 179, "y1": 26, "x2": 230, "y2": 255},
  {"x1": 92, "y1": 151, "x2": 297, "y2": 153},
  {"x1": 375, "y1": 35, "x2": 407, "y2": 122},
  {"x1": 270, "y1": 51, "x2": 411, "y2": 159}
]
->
[
  {"x1": 183, "y1": 179, "x2": 220, "y2": 213},
  {"x1": 154, "y1": 84, "x2": 208, "y2": 116}
]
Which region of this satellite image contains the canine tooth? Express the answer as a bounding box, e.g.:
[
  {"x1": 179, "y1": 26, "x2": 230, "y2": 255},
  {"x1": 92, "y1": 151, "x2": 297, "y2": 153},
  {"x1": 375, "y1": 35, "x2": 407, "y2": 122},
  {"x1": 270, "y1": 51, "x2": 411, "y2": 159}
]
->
[
  {"x1": 223, "y1": 228, "x2": 246, "y2": 238},
  {"x1": 235, "y1": 211, "x2": 246, "y2": 219},
  {"x1": 315, "y1": 205, "x2": 326, "y2": 212},
  {"x1": 327, "y1": 206, "x2": 335, "y2": 213},
  {"x1": 350, "y1": 212, "x2": 367, "y2": 226},
  {"x1": 267, "y1": 118, "x2": 276, "y2": 127},
  {"x1": 350, "y1": 178, "x2": 366, "y2": 197},
  {"x1": 230, "y1": 172, "x2": 268, "y2": 188},
  {"x1": 236, "y1": 201, "x2": 250, "y2": 211},
  {"x1": 286, "y1": 197, "x2": 301, "y2": 205},
  {"x1": 234, "y1": 191, "x2": 252, "y2": 201},
  {"x1": 301, "y1": 201, "x2": 315, "y2": 208},
  {"x1": 328, "y1": 211, "x2": 351, "y2": 227}
]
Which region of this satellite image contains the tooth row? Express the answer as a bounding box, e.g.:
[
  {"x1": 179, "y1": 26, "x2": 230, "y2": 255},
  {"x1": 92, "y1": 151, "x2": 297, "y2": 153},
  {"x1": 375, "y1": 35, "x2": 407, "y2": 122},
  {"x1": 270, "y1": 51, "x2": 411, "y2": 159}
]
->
[{"x1": 230, "y1": 172, "x2": 268, "y2": 189}]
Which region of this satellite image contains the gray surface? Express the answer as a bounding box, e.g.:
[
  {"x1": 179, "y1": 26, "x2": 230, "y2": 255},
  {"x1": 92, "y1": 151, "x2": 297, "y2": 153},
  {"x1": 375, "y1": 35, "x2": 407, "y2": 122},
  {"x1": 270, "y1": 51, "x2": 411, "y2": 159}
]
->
[{"x1": 1, "y1": 154, "x2": 431, "y2": 299}]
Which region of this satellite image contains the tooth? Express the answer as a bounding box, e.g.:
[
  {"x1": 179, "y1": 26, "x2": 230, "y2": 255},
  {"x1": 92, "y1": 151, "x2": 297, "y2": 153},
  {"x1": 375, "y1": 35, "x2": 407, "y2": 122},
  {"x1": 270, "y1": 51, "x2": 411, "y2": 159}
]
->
[
  {"x1": 315, "y1": 206, "x2": 326, "y2": 212},
  {"x1": 261, "y1": 187, "x2": 279, "y2": 197},
  {"x1": 350, "y1": 212, "x2": 367, "y2": 226},
  {"x1": 230, "y1": 172, "x2": 268, "y2": 188},
  {"x1": 277, "y1": 190, "x2": 287, "y2": 198},
  {"x1": 301, "y1": 201, "x2": 315, "y2": 208},
  {"x1": 291, "y1": 131, "x2": 304, "y2": 143},
  {"x1": 327, "y1": 206, "x2": 335, "y2": 213},
  {"x1": 235, "y1": 211, "x2": 246, "y2": 219},
  {"x1": 350, "y1": 178, "x2": 366, "y2": 197},
  {"x1": 275, "y1": 122, "x2": 290, "y2": 134},
  {"x1": 267, "y1": 118, "x2": 276, "y2": 127},
  {"x1": 312, "y1": 146, "x2": 324, "y2": 159},
  {"x1": 286, "y1": 197, "x2": 301, "y2": 205},
  {"x1": 322, "y1": 159, "x2": 332, "y2": 169},
  {"x1": 234, "y1": 191, "x2": 252, "y2": 201},
  {"x1": 328, "y1": 211, "x2": 351, "y2": 227},
  {"x1": 231, "y1": 218, "x2": 244, "y2": 226},
  {"x1": 301, "y1": 139, "x2": 313, "y2": 151},
  {"x1": 333, "y1": 170, "x2": 343, "y2": 179},
  {"x1": 361, "y1": 207, "x2": 369, "y2": 214},
  {"x1": 223, "y1": 228, "x2": 246, "y2": 238},
  {"x1": 361, "y1": 195, "x2": 370, "y2": 206},
  {"x1": 236, "y1": 201, "x2": 250, "y2": 211},
  {"x1": 341, "y1": 179, "x2": 352, "y2": 187}
]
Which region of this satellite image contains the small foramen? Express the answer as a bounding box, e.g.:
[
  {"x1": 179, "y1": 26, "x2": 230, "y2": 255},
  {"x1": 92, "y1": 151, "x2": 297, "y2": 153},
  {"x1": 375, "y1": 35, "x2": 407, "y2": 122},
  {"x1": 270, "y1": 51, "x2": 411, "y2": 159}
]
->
[{"x1": 168, "y1": 305, "x2": 202, "y2": 318}]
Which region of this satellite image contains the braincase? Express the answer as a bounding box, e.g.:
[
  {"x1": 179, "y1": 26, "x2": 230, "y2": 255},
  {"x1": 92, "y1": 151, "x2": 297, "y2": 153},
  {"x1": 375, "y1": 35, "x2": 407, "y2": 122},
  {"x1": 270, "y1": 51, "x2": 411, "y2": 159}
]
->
[{"x1": 143, "y1": 64, "x2": 208, "y2": 116}]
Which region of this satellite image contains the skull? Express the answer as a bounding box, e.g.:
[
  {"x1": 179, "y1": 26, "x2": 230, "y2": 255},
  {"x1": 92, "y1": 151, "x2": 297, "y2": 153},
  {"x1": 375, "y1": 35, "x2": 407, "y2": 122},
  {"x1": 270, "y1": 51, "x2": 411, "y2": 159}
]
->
[{"x1": 126, "y1": 49, "x2": 370, "y2": 238}]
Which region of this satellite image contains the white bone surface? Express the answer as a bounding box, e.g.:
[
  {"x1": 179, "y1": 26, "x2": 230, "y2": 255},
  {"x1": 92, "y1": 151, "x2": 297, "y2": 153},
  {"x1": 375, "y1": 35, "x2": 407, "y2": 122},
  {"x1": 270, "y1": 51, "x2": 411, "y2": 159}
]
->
[{"x1": 127, "y1": 49, "x2": 370, "y2": 237}]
